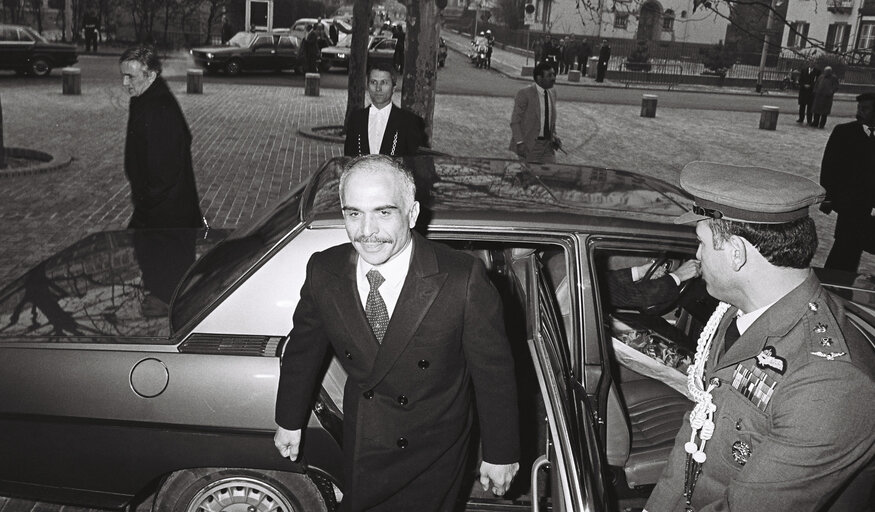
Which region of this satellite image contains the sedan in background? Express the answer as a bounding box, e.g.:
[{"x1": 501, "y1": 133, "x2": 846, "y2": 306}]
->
[
  {"x1": 189, "y1": 30, "x2": 302, "y2": 75},
  {"x1": 1, "y1": 156, "x2": 873, "y2": 512},
  {"x1": 0, "y1": 23, "x2": 77, "y2": 76}
]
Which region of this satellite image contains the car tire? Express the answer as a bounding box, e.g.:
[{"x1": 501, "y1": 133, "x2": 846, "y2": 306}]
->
[
  {"x1": 30, "y1": 57, "x2": 51, "y2": 77},
  {"x1": 154, "y1": 468, "x2": 328, "y2": 512},
  {"x1": 225, "y1": 59, "x2": 242, "y2": 75}
]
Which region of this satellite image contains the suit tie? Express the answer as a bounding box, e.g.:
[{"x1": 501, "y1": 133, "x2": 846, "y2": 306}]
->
[
  {"x1": 723, "y1": 317, "x2": 741, "y2": 352},
  {"x1": 366, "y1": 269, "x2": 389, "y2": 343},
  {"x1": 543, "y1": 89, "x2": 551, "y2": 139}
]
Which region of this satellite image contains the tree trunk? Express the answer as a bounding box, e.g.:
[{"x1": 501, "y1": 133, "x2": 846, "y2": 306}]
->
[
  {"x1": 401, "y1": 0, "x2": 440, "y2": 144},
  {"x1": 0, "y1": 94, "x2": 6, "y2": 170},
  {"x1": 344, "y1": 0, "x2": 373, "y2": 135}
]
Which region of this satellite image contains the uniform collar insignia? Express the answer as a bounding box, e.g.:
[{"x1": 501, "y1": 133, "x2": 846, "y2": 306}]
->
[{"x1": 755, "y1": 346, "x2": 786, "y2": 374}]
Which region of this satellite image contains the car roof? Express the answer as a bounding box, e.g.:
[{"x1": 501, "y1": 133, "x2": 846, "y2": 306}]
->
[{"x1": 303, "y1": 156, "x2": 694, "y2": 232}]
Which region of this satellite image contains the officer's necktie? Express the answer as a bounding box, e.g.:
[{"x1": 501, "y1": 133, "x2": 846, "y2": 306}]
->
[
  {"x1": 365, "y1": 269, "x2": 389, "y2": 343},
  {"x1": 723, "y1": 317, "x2": 741, "y2": 352},
  {"x1": 543, "y1": 89, "x2": 551, "y2": 139}
]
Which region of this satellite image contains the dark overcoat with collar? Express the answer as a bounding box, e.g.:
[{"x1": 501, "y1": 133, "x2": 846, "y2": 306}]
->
[
  {"x1": 343, "y1": 104, "x2": 428, "y2": 157},
  {"x1": 276, "y1": 233, "x2": 520, "y2": 511},
  {"x1": 646, "y1": 272, "x2": 875, "y2": 511},
  {"x1": 798, "y1": 66, "x2": 819, "y2": 105},
  {"x1": 124, "y1": 76, "x2": 203, "y2": 229}
]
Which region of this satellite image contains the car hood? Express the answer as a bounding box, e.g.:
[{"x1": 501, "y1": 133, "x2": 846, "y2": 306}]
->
[
  {"x1": 0, "y1": 228, "x2": 227, "y2": 340},
  {"x1": 191, "y1": 45, "x2": 240, "y2": 54},
  {"x1": 35, "y1": 42, "x2": 76, "y2": 52}
]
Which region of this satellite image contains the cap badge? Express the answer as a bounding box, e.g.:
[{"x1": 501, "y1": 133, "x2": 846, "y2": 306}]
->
[
  {"x1": 808, "y1": 302, "x2": 819, "y2": 311},
  {"x1": 732, "y1": 440, "x2": 752, "y2": 466},
  {"x1": 820, "y1": 337, "x2": 833, "y2": 347},
  {"x1": 811, "y1": 351, "x2": 846, "y2": 361},
  {"x1": 755, "y1": 346, "x2": 786, "y2": 374}
]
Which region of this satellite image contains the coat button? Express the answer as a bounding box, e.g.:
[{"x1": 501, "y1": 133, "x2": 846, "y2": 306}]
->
[
  {"x1": 363, "y1": 390, "x2": 374, "y2": 399},
  {"x1": 418, "y1": 359, "x2": 429, "y2": 369},
  {"x1": 396, "y1": 437, "x2": 408, "y2": 448},
  {"x1": 735, "y1": 419, "x2": 742, "y2": 431},
  {"x1": 345, "y1": 350, "x2": 353, "y2": 360},
  {"x1": 397, "y1": 395, "x2": 408, "y2": 405}
]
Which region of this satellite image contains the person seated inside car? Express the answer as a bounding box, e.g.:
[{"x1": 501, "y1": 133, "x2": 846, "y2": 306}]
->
[{"x1": 604, "y1": 258, "x2": 700, "y2": 312}]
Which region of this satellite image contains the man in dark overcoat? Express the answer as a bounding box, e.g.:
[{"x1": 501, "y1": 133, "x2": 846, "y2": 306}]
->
[
  {"x1": 797, "y1": 63, "x2": 819, "y2": 124},
  {"x1": 596, "y1": 39, "x2": 611, "y2": 82},
  {"x1": 274, "y1": 155, "x2": 520, "y2": 511},
  {"x1": 645, "y1": 162, "x2": 875, "y2": 512},
  {"x1": 819, "y1": 91, "x2": 875, "y2": 273},
  {"x1": 120, "y1": 46, "x2": 203, "y2": 230},
  {"x1": 344, "y1": 65, "x2": 428, "y2": 157}
]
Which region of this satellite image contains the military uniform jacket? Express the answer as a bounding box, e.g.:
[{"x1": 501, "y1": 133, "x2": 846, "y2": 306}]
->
[
  {"x1": 275, "y1": 233, "x2": 520, "y2": 511},
  {"x1": 343, "y1": 105, "x2": 428, "y2": 157},
  {"x1": 647, "y1": 272, "x2": 875, "y2": 511}
]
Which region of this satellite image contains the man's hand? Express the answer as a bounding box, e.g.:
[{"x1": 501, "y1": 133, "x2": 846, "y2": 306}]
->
[
  {"x1": 672, "y1": 259, "x2": 701, "y2": 283},
  {"x1": 274, "y1": 427, "x2": 302, "y2": 461},
  {"x1": 479, "y1": 461, "x2": 519, "y2": 496}
]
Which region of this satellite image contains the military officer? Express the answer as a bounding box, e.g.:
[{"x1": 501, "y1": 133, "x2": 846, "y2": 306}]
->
[{"x1": 645, "y1": 162, "x2": 875, "y2": 512}]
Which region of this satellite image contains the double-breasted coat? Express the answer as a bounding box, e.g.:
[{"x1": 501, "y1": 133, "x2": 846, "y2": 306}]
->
[
  {"x1": 124, "y1": 76, "x2": 202, "y2": 229},
  {"x1": 275, "y1": 233, "x2": 520, "y2": 511},
  {"x1": 343, "y1": 105, "x2": 428, "y2": 157},
  {"x1": 646, "y1": 272, "x2": 875, "y2": 511}
]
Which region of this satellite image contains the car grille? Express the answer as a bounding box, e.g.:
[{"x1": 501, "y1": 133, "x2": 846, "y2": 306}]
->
[{"x1": 179, "y1": 333, "x2": 282, "y2": 356}]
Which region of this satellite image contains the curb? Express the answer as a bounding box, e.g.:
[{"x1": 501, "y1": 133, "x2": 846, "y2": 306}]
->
[
  {"x1": 298, "y1": 125, "x2": 344, "y2": 143},
  {"x1": 0, "y1": 147, "x2": 73, "y2": 179}
]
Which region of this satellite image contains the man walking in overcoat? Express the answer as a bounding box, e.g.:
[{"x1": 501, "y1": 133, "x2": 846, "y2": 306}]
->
[
  {"x1": 120, "y1": 46, "x2": 203, "y2": 230},
  {"x1": 645, "y1": 162, "x2": 875, "y2": 512},
  {"x1": 797, "y1": 63, "x2": 819, "y2": 124},
  {"x1": 596, "y1": 39, "x2": 611, "y2": 82},
  {"x1": 820, "y1": 91, "x2": 875, "y2": 273},
  {"x1": 344, "y1": 64, "x2": 428, "y2": 157},
  {"x1": 274, "y1": 155, "x2": 520, "y2": 511},
  {"x1": 510, "y1": 61, "x2": 560, "y2": 164}
]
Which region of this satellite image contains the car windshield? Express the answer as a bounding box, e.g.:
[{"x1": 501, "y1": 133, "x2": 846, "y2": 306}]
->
[
  {"x1": 22, "y1": 26, "x2": 47, "y2": 43},
  {"x1": 227, "y1": 31, "x2": 255, "y2": 47},
  {"x1": 171, "y1": 184, "x2": 307, "y2": 332}
]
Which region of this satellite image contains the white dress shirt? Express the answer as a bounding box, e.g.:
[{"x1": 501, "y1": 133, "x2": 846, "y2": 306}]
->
[
  {"x1": 356, "y1": 239, "x2": 413, "y2": 318},
  {"x1": 367, "y1": 103, "x2": 393, "y2": 155}
]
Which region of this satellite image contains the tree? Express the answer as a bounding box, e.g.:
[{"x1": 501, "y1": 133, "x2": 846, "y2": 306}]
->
[
  {"x1": 400, "y1": 0, "x2": 441, "y2": 143},
  {"x1": 202, "y1": 0, "x2": 225, "y2": 44},
  {"x1": 0, "y1": 94, "x2": 6, "y2": 170},
  {"x1": 344, "y1": 0, "x2": 373, "y2": 134}
]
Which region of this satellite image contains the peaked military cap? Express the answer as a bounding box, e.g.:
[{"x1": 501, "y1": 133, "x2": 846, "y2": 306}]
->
[{"x1": 675, "y1": 161, "x2": 825, "y2": 225}]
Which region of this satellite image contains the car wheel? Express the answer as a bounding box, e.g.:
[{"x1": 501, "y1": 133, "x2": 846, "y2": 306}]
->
[
  {"x1": 225, "y1": 59, "x2": 242, "y2": 75},
  {"x1": 30, "y1": 58, "x2": 51, "y2": 77},
  {"x1": 154, "y1": 468, "x2": 328, "y2": 512}
]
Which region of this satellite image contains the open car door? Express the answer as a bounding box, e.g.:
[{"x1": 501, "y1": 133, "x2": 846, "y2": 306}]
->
[{"x1": 512, "y1": 253, "x2": 608, "y2": 511}]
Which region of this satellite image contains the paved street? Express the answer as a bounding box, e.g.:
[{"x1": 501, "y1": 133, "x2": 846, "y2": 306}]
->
[{"x1": 0, "y1": 34, "x2": 872, "y2": 512}]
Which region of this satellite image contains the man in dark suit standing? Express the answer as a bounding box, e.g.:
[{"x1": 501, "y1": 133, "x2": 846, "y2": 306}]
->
[
  {"x1": 274, "y1": 155, "x2": 520, "y2": 511},
  {"x1": 797, "y1": 63, "x2": 819, "y2": 124},
  {"x1": 344, "y1": 64, "x2": 428, "y2": 157},
  {"x1": 596, "y1": 39, "x2": 611, "y2": 83},
  {"x1": 819, "y1": 92, "x2": 875, "y2": 273}
]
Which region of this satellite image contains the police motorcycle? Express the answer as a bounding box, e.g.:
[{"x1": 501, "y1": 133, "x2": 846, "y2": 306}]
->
[{"x1": 469, "y1": 32, "x2": 489, "y2": 69}]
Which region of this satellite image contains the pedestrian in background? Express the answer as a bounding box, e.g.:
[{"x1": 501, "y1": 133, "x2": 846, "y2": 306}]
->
[
  {"x1": 344, "y1": 64, "x2": 428, "y2": 157},
  {"x1": 532, "y1": 36, "x2": 544, "y2": 65},
  {"x1": 392, "y1": 24, "x2": 405, "y2": 73},
  {"x1": 119, "y1": 45, "x2": 202, "y2": 230},
  {"x1": 645, "y1": 162, "x2": 875, "y2": 512},
  {"x1": 299, "y1": 24, "x2": 319, "y2": 73},
  {"x1": 811, "y1": 66, "x2": 839, "y2": 128},
  {"x1": 796, "y1": 62, "x2": 818, "y2": 125},
  {"x1": 819, "y1": 91, "x2": 875, "y2": 274},
  {"x1": 558, "y1": 37, "x2": 568, "y2": 74},
  {"x1": 596, "y1": 39, "x2": 611, "y2": 82},
  {"x1": 510, "y1": 61, "x2": 560, "y2": 164},
  {"x1": 564, "y1": 36, "x2": 579, "y2": 75},
  {"x1": 578, "y1": 38, "x2": 592, "y2": 74},
  {"x1": 274, "y1": 155, "x2": 520, "y2": 510},
  {"x1": 83, "y1": 13, "x2": 99, "y2": 53}
]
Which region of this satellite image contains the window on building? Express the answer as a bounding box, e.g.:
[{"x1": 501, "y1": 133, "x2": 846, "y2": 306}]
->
[
  {"x1": 858, "y1": 22, "x2": 875, "y2": 51},
  {"x1": 614, "y1": 13, "x2": 629, "y2": 29},
  {"x1": 826, "y1": 23, "x2": 851, "y2": 52},
  {"x1": 786, "y1": 21, "x2": 810, "y2": 48},
  {"x1": 663, "y1": 9, "x2": 675, "y2": 31}
]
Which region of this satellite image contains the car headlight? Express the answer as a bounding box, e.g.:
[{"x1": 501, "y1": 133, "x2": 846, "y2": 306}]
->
[
  {"x1": 207, "y1": 52, "x2": 214, "y2": 59},
  {"x1": 189, "y1": 49, "x2": 193, "y2": 55},
  {"x1": 338, "y1": 53, "x2": 346, "y2": 59}
]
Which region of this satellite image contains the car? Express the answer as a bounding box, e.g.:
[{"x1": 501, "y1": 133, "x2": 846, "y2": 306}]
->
[
  {"x1": 0, "y1": 23, "x2": 77, "y2": 77},
  {"x1": 290, "y1": 17, "x2": 350, "y2": 42},
  {"x1": 1, "y1": 156, "x2": 873, "y2": 512},
  {"x1": 189, "y1": 30, "x2": 302, "y2": 75},
  {"x1": 319, "y1": 33, "x2": 367, "y2": 71},
  {"x1": 321, "y1": 35, "x2": 445, "y2": 72}
]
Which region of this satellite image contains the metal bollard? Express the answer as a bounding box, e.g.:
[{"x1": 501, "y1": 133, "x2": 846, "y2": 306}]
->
[
  {"x1": 568, "y1": 70, "x2": 581, "y2": 82},
  {"x1": 305, "y1": 73, "x2": 320, "y2": 96},
  {"x1": 186, "y1": 69, "x2": 203, "y2": 94},
  {"x1": 62, "y1": 67, "x2": 81, "y2": 95},
  {"x1": 759, "y1": 106, "x2": 779, "y2": 130},
  {"x1": 641, "y1": 94, "x2": 658, "y2": 118}
]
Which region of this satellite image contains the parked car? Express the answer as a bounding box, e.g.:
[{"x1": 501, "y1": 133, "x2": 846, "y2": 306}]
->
[
  {"x1": 189, "y1": 30, "x2": 302, "y2": 75},
  {"x1": 321, "y1": 35, "x2": 446, "y2": 72},
  {"x1": 319, "y1": 34, "x2": 366, "y2": 71},
  {"x1": 0, "y1": 23, "x2": 77, "y2": 77},
  {"x1": 1, "y1": 156, "x2": 873, "y2": 512},
  {"x1": 289, "y1": 17, "x2": 350, "y2": 42}
]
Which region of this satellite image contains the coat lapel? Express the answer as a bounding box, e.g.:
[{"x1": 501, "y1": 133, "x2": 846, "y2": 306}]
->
[
  {"x1": 326, "y1": 247, "x2": 381, "y2": 366},
  {"x1": 365, "y1": 233, "x2": 446, "y2": 388},
  {"x1": 356, "y1": 107, "x2": 370, "y2": 154}
]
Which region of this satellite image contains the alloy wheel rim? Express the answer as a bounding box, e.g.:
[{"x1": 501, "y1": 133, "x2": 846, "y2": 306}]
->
[{"x1": 186, "y1": 477, "x2": 296, "y2": 512}]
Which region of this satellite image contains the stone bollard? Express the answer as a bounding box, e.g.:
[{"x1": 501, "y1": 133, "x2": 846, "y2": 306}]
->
[
  {"x1": 305, "y1": 73, "x2": 320, "y2": 96},
  {"x1": 186, "y1": 69, "x2": 203, "y2": 94},
  {"x1": 521, "y1": 66, "x2": 534, "y2": 77},
  {"x1": 62, "y1": 67, "x2": 81, "y2": 95},
  {"x1": 759, "y1": 106, "x2": 779, "y2": 130},
  {"x1": 568, "y1": 70, "x2": 581, "y2": 82},
  {"x1": 641, "y1": 94, "x2": 658, "y2": 118}
]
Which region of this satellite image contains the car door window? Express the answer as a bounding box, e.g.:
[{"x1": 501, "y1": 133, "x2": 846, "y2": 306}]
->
[
  {"x1": 0, "y1": 27, "x2": 18, "y2": 41},
  {"x1": 17, "y1": 28, "x2": 33, "y2": 42},
  {"x1": 277, "y1": 36, "x2": 296, "y2": 49}
]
